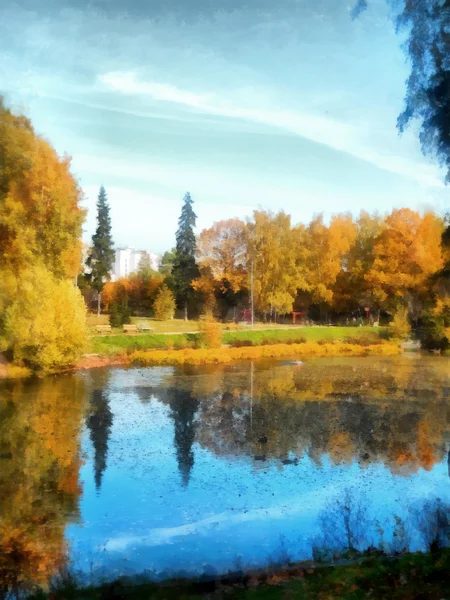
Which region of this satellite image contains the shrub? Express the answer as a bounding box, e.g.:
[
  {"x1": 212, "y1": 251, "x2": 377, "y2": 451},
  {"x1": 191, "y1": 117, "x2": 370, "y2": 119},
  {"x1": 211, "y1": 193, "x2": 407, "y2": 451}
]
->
[
  {"x1": 2, "y1": 266, "x2": 88, "y2": 374},
  {"x1": 153, "y1": 284, "x2": 176, "y2": 321},
  {"x1": 109, "y1": 301, "x2": 131, "y2": 328},
  {"x1": 198, "y1": 315, "x2": 222, "y2": 349},
  {"x1": 419, "y1": 299, "x2": 450, "y2": 351},
  {"x1": 5, "y1": 364, "x2": 32, "y2": 379},
  {"x1": 130, "y1": 340, "x2": 401, "y2": 367},
  {"x1": 231, "y1": 339, "x2": 254, "y2": 348},
  {"x1": 390, "y1": 307, "x2": 411, "y2": 340},
  {"x1": 345, "y1": 335, "x2": 383, "y2": 347}
]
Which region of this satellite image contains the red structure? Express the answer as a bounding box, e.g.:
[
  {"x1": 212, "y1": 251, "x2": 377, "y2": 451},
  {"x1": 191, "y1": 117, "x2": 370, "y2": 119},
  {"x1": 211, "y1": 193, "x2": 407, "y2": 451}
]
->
[
  {"x1": 292, "y1": 311, "x2": 306, "y2": 324},
  {"x1": 241, "y1": 309, "x2": 252, "y2": 323}
]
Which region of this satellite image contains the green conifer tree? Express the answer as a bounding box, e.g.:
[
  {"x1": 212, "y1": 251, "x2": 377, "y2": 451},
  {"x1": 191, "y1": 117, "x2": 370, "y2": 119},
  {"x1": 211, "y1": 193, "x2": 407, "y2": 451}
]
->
[
  {"x1": 86, "y1": 186, "x2": 115, "y2": 315},
  {"x1": 172, "y1": 192, "x2": 199, "y2": 320}
]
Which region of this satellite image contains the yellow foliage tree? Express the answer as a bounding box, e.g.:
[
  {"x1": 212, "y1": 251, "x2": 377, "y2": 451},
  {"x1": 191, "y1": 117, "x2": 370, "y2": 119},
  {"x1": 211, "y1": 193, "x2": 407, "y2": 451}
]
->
[
  {"x1": 195, "y1": 218, "x2": 247, "y2": 293},
  {"x1": 301, "y1": 213, "x2": 357, "y2": 306},
  {"x1": 198, "y1": 314, "x2": 222, "y2": 348},
  {"x1": 365, "y1": 208, "x2": 444, "y2": 316},
  {"x1": 390, "y1": 307, "x2": 412, "y2": 340},
  {"x1": 1, "y1": 266, "x2": 88, "y2": 373},
  {"x1": 247, "y1": 210, "x2": 307, "y2": 318},
  {"x1": 153, "y1": 284, "x2": 176, "y2": 320},
  {"x1": 0, "y1": 99, "x2": 85, "y2": 280},
  {"x1": 333, "y1": 211, "x2": 383, "y2": 313}
]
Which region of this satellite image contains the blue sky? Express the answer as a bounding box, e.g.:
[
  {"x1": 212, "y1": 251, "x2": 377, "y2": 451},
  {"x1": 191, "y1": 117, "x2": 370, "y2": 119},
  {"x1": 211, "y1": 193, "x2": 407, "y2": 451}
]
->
[{"x1": 1, "y1": 0, "x2": 448, "y2": 253}]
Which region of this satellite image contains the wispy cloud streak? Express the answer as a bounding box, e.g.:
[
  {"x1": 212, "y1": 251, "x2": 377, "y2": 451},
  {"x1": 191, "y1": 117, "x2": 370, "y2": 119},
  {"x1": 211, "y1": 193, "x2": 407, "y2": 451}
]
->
[{"x1": 99, "y1": 71, "x2": 443, "y2": 188}]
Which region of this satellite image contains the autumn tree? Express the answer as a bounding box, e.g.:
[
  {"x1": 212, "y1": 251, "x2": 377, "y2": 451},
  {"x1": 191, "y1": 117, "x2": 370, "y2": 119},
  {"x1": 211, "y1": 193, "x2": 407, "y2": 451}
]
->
[
  {"x1": 153, "y1": 284, "x2": 176, "y2": 320},
  {"x1": 86, "y1": 186, "x2": 114, "y2": 316},
  {"x1": 0, "y1": 97, "x2": 85, "y2": 279},
  {"x1": 0, "y1": 98, "x2": 88, "y2": 373},
  {"x1": 194, "y1": 218, "x2": 247, "y2": 318},
  {"x1": 300, "y1": 213, "x2": 357, "y2": 316},
  {"x1": 172, "y1": 192, "x2": 200, "y2": 320},
  {"x1": 247, "y1": 210, "x2": 307, "y2": 320},
  {"x1": 365, "y1": 208, "x2": 444, "y2": 318},
  {"x1": 1, "y1": 265, "x2": 88, "y2": 374},
  {"x1": 333, "y1": 211, "x2": 383, "y2": 314}
]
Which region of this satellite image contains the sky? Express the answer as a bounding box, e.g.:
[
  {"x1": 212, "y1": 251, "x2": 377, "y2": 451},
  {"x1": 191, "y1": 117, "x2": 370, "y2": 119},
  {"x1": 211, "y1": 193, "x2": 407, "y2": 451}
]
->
[{"x1": 1, "y1": 0, "x2": 448, "y2": 254}]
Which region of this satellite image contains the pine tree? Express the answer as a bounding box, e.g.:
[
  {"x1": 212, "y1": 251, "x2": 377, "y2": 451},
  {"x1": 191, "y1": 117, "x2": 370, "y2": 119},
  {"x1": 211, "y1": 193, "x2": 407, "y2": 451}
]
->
[
  {"x1": 86, "y1": 186, "x2": 114, "y2": 315},
  {"x1": 172, "y1": 192, "x2": 199, "y2": 320}
]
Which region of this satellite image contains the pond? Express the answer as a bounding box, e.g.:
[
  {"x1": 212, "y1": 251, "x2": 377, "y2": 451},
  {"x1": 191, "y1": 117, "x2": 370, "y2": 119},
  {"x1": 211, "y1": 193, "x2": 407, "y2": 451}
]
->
[{"x1": 1, "y1": 354, "x2": 450, "y2": 589}]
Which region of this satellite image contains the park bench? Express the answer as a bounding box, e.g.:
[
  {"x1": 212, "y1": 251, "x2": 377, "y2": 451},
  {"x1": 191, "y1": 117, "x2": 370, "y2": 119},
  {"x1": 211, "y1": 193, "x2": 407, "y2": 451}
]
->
[
  {"x1": 123, "y1": 324, "x2": 139, "y2": 334},
  {"x1": 95, "y1": 325, "x2": 112, "y2": 334},
  {"x1": 138, "y1": 323, "x2": 153, "y2": 331},
  {"x1": 137, "y1": 322, "x2": 154, "y2": 333}
]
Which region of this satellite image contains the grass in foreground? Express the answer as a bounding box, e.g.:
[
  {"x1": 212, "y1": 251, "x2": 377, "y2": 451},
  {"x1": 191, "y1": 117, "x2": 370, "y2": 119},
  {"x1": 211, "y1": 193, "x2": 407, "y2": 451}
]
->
[
  {"x1": 28, "y1": 548, "x2": 450, "y2": 599},
  {"x1": 90, "y1": 326, "x2": 387, "y2": 356}
]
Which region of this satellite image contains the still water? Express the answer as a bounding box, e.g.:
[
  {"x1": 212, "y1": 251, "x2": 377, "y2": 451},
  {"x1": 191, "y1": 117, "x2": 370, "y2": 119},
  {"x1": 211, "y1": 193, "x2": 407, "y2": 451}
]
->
[{"x1": 1, "y1": 355, "x2": 450, "y2": 588}]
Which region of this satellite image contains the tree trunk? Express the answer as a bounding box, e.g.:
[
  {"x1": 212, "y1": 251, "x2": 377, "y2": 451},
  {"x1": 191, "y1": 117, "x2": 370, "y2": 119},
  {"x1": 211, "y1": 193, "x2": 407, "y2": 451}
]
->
[
  {"x1": 184, "y1": 301, "x2": 188, "y2": 321},
  {"x1": 97, "y1": 292, "x2": 101, "y2": 317}
]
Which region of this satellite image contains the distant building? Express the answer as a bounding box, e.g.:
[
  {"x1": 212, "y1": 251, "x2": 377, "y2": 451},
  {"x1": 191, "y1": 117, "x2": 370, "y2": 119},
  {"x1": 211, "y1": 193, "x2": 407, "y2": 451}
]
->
[{"x1": 110, "y1": 248, "x2": 160, "y2": 281}]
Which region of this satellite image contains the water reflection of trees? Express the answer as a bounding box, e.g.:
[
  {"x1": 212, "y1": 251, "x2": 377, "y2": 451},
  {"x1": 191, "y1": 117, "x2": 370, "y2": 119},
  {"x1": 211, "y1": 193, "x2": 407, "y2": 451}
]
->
[
  {"x1": 133, "y1": 376, "x2": 200, "y2": 487},
  {"x1": 86, "y1": 388, "x2": 113, "y2": 493},
  {"x1": 169, "y1": 390, "x2": 199, "y2": 488},
  {"x1": 0, "y1": 376, "x2": 85, "y2": 596},
  {"x1": 140, "y1": 357, "x2": 450, "y2": 475}
]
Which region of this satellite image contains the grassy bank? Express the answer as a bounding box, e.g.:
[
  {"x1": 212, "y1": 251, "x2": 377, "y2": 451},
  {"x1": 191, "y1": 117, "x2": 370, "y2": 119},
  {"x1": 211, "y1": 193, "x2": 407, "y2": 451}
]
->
[
  {"x1": 91, "y1": 326, "x2": 387, "y2": 355},
  {"x1": 130, "y1": 340, "x2": 400, "y2": 367},
  {"x1": 90, "y1": 332, "x2": 198, "y2": 355},
  {"x1": 223, "y1": 326, "x2": 387, "y2": 346},
  {"x1": 28, "y1": 549, "x2": 450, "y2": 599}
]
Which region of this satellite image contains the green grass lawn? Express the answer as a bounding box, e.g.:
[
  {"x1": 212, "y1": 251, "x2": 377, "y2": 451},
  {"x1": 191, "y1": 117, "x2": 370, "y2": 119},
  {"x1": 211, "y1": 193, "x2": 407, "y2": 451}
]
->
[
  {"x1": 89, "y1": 326, "x2": 387, "y2": 355},
  {"x1": 89, "y1": 332, "x2": 198, "y2": 355},
  {"x1": 86, "y1": 314, "x2": 201, "y2": 333},
  {"x1": 223, "y1": 326, "x2": 387, "y2": 346}
]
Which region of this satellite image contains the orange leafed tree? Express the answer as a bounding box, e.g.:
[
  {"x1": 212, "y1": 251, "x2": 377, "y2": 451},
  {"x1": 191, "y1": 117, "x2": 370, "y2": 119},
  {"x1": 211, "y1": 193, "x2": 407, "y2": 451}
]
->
[
  {"x1": 365, "y1": 208, "x2": 444, "y2": 316},
  {"x1": 0, "y1": 98, "x2": 85, "y2": 280},
  {"x1": 194, "y1": 218, "x2": 248, "y2": 315},
  {"x1": 301, "y1": 213, "x2": 357, "y2": 306}
]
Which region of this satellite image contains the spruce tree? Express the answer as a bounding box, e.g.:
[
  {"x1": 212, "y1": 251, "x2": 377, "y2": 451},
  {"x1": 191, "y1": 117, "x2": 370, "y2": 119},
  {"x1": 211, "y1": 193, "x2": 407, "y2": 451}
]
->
[
  {"x1": 172, "y1": 192, "x2": 199, "y2": 320},
  {"x1": 86, "y1": 186, "x2": 114, "y2": 315}
]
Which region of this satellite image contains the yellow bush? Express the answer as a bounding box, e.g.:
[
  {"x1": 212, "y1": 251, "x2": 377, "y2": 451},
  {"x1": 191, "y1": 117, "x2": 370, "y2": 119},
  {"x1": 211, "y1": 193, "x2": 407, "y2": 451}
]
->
[
  {"x1": 130, "y1": 340, "x2": 401, "y2": 367},
  {"x1": 2, "y1": 265, "x2": 88, "y2": 374},
  {"x1": 390, "y1": 307, "x2": 411, "y2": 340},
  {"x1": 153, "y1": 284, "x2": 176, "y2": 320},
  {"x1": 5, "y1": 364, "x2": 32, "y2": 379},
  {"x1": 198, "y1": 315, "x2": 222, "y2": 348}
]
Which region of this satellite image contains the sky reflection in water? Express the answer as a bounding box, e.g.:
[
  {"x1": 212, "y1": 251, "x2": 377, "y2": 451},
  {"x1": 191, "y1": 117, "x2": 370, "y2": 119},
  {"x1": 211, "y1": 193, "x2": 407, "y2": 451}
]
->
[
  {"x1": 1, "y1": 354, "x2": 450, "y2": 586},
  {"x1": 67, "y1": 355, "x2": 450, "y2": 578}
]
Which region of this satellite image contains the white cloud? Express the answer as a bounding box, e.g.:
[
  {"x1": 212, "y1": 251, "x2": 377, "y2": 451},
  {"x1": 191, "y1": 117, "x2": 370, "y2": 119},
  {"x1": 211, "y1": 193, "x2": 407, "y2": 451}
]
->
[
  {"x1": 98, "y1": 71, "x2": 444, "y2": 189},
  {"x1": 99, "y1": 72, "x2": 213, "y2": 109},
  {"x1": 103, "y1": 484, "x2": 335, "y2": 551}
]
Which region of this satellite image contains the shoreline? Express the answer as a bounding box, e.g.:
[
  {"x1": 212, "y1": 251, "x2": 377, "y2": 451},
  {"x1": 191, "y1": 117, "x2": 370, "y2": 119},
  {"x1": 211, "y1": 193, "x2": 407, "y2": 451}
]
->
[{"x1": 0, "y1": 340, "x2": 405, "y2": 379}]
